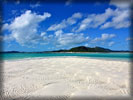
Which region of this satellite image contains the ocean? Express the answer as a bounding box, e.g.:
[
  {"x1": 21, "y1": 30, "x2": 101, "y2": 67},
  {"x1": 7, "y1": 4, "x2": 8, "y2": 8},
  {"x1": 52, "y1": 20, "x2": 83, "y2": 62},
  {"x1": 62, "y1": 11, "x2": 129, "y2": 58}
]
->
[{"x1": 0, "y1": 52, "x2": 132, "y2": 61}]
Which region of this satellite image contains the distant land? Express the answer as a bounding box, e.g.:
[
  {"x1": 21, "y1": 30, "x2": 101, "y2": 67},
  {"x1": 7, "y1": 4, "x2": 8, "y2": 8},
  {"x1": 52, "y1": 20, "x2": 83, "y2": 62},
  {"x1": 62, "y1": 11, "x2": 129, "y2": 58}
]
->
[{"x1": 1, "y1": 46, "x2": 132, "y2": 53}]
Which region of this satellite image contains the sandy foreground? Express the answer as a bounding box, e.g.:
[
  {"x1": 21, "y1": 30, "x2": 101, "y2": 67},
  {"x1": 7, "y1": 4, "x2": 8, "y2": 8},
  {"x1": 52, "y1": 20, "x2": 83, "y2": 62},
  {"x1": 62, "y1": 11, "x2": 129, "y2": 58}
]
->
[{"x1": 1, "y1": 57, "x2": 131, "y2": 99}]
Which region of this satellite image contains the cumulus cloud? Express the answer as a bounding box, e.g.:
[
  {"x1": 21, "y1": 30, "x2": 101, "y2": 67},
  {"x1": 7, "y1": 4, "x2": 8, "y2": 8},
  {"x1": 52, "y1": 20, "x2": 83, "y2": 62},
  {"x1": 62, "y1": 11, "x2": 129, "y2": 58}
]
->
[
  {"x1": 100, "y1": 0, "x2": 130, "y2": 29},
  {"x1": 47, "y1": 12, "x2": 82, "y2": 31},
  {"x1": 74, "y1": 0, "x2": 130, "y2": 32},
  {"x1": 100, "y1": 8, "x2": 130, "y2": 29},
  {"x1": 54, "y1": 31, "x2": 89, "y2": 46},
  {"x1": 3, "y1": 10, "x2": 51, "y2": 46},
  {"x1": 75, "y1": 8, "x2": 114, "y2": 32},
  {"x1": 2, "y1": 10, "x2": 88, "y2": 48},
  {"x1": 92, "y1": 33, "x2": 116, "y2": 43}
]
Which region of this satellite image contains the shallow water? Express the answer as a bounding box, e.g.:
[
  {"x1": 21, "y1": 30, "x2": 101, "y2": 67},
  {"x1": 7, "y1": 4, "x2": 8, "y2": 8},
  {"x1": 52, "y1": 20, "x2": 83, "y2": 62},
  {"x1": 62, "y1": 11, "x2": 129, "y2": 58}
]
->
[{"x1": 0, "y1": 52, "x2": 132, "y2": 61}]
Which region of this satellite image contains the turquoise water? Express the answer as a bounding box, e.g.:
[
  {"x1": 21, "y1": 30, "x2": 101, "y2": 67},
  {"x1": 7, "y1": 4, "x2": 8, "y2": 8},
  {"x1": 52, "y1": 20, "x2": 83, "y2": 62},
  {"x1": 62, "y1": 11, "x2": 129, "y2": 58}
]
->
[{"x1": 0, "y1": 53, "x2": 132, "y2": 61}]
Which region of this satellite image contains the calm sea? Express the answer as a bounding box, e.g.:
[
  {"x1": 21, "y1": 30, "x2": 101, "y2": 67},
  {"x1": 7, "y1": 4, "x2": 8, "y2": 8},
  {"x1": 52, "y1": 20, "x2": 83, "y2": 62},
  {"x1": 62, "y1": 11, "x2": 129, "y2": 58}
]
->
[{"x1": 0, "y1": 53, "x2": 132, "y2": 61}]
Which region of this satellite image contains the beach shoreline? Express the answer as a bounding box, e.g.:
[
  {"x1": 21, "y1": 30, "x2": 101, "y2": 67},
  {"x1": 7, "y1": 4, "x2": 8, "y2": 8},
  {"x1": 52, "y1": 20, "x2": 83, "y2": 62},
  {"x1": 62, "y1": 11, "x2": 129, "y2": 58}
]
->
[
  {"x1": 1, "y1": 57, "x2": 131, "y2": 99},
  {"x1": 3, "y1": 56, "x2": 131, "y2": 63}
]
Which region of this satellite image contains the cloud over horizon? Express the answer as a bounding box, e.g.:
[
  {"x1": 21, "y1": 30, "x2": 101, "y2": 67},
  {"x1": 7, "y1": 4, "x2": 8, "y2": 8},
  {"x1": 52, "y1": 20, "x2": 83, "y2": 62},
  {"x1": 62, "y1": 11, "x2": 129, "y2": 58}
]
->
[
  {"x1": 2, "y1": 1, "x2": 130, "y2": 51},
  {"x1": 54, "y1": 30, "x2": 89, "y2": 47},
  {"x1": 91, "y1": 33, "x2": 116, "y2": 47}
]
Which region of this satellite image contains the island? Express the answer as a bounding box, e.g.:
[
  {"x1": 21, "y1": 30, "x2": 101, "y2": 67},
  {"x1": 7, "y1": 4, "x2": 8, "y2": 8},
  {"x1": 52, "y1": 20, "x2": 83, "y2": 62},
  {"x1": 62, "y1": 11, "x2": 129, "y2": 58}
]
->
[{"x1": 1, "y1": 46, "x2": 132, "y2": 53}]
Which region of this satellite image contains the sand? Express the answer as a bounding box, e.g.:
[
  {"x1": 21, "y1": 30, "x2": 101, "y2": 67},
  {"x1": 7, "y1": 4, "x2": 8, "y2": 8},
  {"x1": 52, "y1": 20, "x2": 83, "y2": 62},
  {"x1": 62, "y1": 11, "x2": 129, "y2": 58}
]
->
[{"x1": 1, "y1": 57, "x2": 131, "y2": 99}]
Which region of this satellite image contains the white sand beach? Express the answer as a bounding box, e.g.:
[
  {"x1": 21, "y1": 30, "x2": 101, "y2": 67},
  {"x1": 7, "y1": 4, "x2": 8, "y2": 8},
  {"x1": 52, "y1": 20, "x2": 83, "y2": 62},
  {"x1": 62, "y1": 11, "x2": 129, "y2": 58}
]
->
[{"x1": 2, "y1": 57, "x2": 130, "y2": 99}]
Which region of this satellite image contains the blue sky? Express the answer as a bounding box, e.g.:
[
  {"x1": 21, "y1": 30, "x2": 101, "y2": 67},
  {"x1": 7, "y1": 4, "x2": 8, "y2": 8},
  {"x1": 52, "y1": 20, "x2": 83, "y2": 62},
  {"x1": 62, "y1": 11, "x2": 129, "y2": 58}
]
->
[{"x1": 1, "y1": 0, "x2": 131, "y2": 52}]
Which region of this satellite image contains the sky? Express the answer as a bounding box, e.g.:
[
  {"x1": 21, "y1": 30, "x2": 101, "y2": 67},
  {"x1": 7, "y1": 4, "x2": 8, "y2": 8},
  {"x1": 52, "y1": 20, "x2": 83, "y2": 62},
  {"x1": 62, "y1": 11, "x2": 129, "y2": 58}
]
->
[{"x1": 1, "y1": 0, "x2": 132, "y2": 52}]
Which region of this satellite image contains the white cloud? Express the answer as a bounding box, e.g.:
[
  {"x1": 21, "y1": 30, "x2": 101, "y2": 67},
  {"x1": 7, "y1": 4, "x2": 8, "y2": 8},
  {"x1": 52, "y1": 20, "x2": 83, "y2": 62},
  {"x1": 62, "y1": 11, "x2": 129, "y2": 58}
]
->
[
  {"x1": 2, "y1": 23, "x2": 9, "y2": 30},
  {"x1": 3, "y1": 10, "x2": 51, "y2": 46},
  {"x1": 108, "y1": 41, "x2": 115, "y2": 46},
  {"x1": 100, "y1": 0, "x2": 130, "y2": 29},
  {"x1": 92, "y1": 33, "x2": 116, "y2": 43},
  {"x1": 55, "y1": 30, "x2": 63, "y2": 37},
  {"x1": 47, "y1": 12, "x2": 82, "y2": 31},
  {"x1": 75, "y1": 1, "x2": 130, "y2": 32},
  {"x1": 9, "y1": 10, "x2": 51, "y2": 30},
  {"x1": 100, "y1": 8, "x2": 130, "y2": 29},
  {"x1": 84, "y1": 43, "x2": 89, "y2": 47},
  {"x1": 3, "y1": 10, "x2": 88, "y2": 48},
  {"x1": 75, "y1": 17, "x2": 92, "y2": 32},
  {"x1": 110, "y1": 0, "x2": 130, "y2": 9},
  {"x1": 40, "y1": 32, "x2": 46, "y2": 37},
  {"x1": 55, "y1": 31, "x2": 89, "y2": 46},
  {"x1": 76, "y1": 8, "x2": 114, "y2": 32}
]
